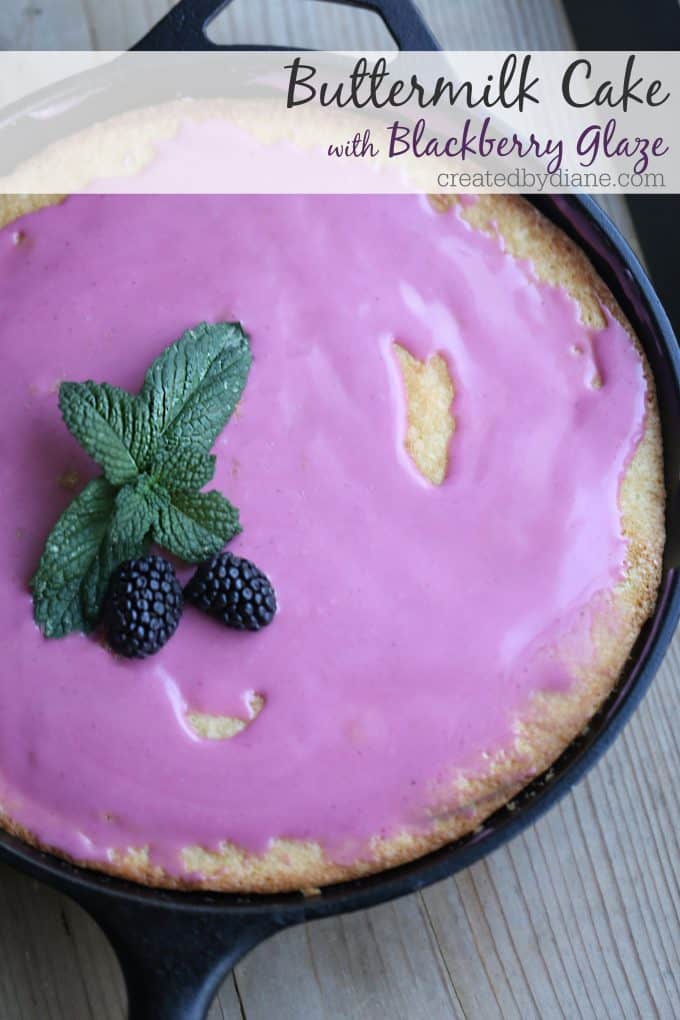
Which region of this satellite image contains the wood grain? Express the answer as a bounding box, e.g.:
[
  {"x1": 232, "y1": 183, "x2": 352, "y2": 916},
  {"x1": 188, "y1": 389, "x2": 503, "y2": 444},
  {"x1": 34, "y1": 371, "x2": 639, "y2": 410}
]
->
[{"x1": 0, "y1": 2, "x2": 677, "y2": 1019}]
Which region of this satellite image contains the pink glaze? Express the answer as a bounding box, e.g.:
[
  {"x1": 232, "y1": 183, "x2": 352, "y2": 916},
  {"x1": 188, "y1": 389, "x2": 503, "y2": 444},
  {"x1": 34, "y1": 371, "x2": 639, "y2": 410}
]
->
[{"x1": 0, "y1": 195, "x2": 646, "y2": 872}]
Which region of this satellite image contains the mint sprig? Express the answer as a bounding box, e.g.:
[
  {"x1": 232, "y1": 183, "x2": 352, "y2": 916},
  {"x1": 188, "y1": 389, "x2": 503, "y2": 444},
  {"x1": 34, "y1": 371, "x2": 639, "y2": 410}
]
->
[{"x1": 31, "y1": 322, "x2": 251, "y2": 639}]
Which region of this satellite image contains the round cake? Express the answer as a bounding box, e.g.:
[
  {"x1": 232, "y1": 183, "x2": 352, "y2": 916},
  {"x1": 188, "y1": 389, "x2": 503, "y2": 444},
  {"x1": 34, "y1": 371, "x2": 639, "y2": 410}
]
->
[{"x1": 0, "y1": 192, "x2": 664, "y2": 892}]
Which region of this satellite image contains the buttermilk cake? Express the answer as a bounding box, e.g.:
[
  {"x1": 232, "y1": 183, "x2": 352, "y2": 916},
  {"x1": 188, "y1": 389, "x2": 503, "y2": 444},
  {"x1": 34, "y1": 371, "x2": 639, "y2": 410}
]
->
[{"x1": 0, "y1": 191, "x2": 664, "y2": 891}]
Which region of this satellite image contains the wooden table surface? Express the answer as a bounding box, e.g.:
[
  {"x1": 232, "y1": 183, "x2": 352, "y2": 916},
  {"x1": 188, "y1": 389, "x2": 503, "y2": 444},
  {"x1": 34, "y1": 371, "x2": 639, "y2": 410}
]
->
[{"x1": 0, "y1": 2, "x2": 678, "y2": 1018}]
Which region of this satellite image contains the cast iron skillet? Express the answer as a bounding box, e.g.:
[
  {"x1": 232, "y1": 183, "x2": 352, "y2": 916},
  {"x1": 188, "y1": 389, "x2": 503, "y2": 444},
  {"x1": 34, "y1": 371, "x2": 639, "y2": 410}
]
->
[{"x1": 0, "y1": 3, "x2": 679, "y2": 1018}]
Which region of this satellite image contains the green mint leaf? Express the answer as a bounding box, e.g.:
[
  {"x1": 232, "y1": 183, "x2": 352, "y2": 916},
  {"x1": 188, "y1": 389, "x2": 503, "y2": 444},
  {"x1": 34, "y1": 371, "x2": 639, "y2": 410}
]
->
[
  {"x1": 110, "y1": 478, "x2": 157, "y2": 546},
  {"x1": 140, "y1": 322, "x2": 251, "y2": 456},
  {"x1": 31, "y1": 478, "x2": 156, "y2": 638},
  {"x1": 31, "y1": 477, "x2": 117, "y2": 638},
  {"x1": 59, "y1": 382, "x2": 150, "y2": 486},
  {"x1": 152, "y1": 489, "x2": 240, "y2": 563},
  {"x1": 149, "y1": 440, "x2": 216, "y2": 492},
  {"x1": 79, "y1": 480, "x2": 156, "y2": 625}
]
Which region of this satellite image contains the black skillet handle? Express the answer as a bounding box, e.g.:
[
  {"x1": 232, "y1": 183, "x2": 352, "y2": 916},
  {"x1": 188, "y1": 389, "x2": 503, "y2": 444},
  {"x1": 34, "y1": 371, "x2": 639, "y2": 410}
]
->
[
  {"x1": 132, "y1": 0, "x2": 440, "y2": 52},
  {"x1": 81, "y1": 896, "x2": 286, "y2": 1020}
]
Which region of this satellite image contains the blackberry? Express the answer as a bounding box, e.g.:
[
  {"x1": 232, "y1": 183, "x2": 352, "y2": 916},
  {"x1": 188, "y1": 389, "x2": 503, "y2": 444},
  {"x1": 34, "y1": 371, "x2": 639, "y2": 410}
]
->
[
  {"x1": 185, "y1": 552, "x2": 277, "y2": 631},
  {"x1": 104, "y1": 556, "x2": 183, "y2": 658}
]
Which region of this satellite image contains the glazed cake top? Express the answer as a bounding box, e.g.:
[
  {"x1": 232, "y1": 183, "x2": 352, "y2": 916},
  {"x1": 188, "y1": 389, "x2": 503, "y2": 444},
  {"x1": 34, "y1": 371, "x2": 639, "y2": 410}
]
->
[{"x1": 0, "y1": 192, "x2": 662, "y2": 891}]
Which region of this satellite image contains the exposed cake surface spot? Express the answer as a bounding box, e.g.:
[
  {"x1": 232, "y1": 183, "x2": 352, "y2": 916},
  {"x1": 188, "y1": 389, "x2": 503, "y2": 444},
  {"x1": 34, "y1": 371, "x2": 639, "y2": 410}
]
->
[
  {"x1": 393, "y1": 342, "x2": 455, "y2": 486},
  {"x1": 57, "y1": 469, "x2": 81, "y2": 491},
  {"x1": 187, "y1": 692, "x2": 264, "y2": 740}
]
